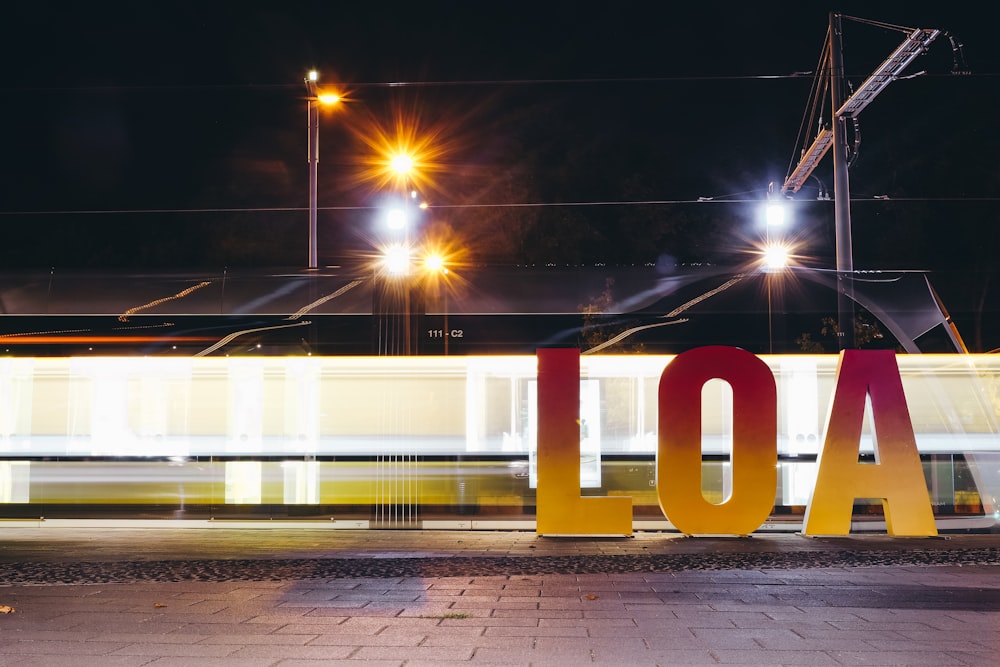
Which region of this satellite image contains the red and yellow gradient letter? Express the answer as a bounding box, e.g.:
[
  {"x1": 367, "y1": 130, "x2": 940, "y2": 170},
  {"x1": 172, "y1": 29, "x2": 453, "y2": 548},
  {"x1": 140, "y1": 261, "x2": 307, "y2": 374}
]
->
[
  {"x1": 657, "y1": 346, "x2": 777, "y2": 535},
  {"x1": 536, "y1": 348, "x2": 632, "y2": 535},
  {"x1": 803, "y1": 350, "x2": 937, "y2": 537}
]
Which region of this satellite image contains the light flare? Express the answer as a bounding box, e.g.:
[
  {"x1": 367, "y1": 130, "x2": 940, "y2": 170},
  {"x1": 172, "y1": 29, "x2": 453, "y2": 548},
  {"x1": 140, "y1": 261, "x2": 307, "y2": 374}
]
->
[
  {"x1": 347, "y1": 102, "x2": 455, "y2": 196},
  {"x1": 763, "y1": 244, "x2": 791, "y2": 270},
  {"x1": 765, "y1": 201, "x2": 787, "y2": 227},
  {"x1": 424, "y1": 253, "x2": 447, "y2": 274},
  {"x1": 118, "y1": 282, "x2": 212, "y2": 322},
  {"x1": 390, "y1": 153, "x2": 414, "y2": 175},
  {"x1": 381, "y1": 244, "x2": 412, "y2": 276}
]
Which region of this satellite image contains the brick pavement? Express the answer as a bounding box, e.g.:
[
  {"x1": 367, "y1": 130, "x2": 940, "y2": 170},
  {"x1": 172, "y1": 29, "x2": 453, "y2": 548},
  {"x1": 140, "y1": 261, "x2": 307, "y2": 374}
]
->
[{"x1": 0, "y1": 527, "x2": 998, "y2": 666}]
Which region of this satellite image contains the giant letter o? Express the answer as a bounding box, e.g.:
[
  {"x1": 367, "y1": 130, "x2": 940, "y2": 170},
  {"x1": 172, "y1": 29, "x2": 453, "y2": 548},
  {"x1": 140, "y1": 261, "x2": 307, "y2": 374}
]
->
[{"x1": 658, "y1": 346, "x2": 777, "y2": 535}]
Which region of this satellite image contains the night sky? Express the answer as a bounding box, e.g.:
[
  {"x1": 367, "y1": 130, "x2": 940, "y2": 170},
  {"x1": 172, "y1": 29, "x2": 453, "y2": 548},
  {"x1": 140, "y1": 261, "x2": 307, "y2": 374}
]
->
[{"x1": 1, "y1": 2, "x2": 997, "y2": 292}]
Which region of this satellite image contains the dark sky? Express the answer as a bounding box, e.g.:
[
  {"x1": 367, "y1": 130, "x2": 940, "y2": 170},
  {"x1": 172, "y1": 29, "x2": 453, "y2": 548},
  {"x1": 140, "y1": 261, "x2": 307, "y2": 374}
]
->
[{"x1": 0, "y1": 2, "x2": 997, "y2": 275}]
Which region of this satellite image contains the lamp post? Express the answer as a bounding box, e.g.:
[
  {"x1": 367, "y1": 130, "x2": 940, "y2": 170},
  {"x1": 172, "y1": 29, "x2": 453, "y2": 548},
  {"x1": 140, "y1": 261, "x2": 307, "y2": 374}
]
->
[
  {"x1": 305, "y1": 71, "x2": 320, "y2": 270},
  {"x1": 762, "y1": 187, "x2": 790, "y2": 354},
  {"x1": 386, "y1": 152, "x2": 422, "y2": 354},
  {"x1": 379, "y1": 199, "x2": 415, "y2": 355},
  {"x1": 424, "y1": 253, "x2": 450, "y2": 355},
  {"x1": 304, "y1": 70, "x2": 340, "y2": 270},
  {"x1": 762, "y1": 243, "x2": 790, "y2": 354},
  {"x1": 373, "y1": 245, "x2": 403, "y2": 355}
]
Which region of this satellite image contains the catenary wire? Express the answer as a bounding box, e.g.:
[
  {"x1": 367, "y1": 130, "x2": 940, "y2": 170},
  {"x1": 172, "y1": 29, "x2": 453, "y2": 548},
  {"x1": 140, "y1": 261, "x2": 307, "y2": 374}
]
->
[
  {"x1": 1, "y1": 68, "x2": 996, "y2": 97},
  {"x1": 2, "y1": 196, "x2": 998, "y2": 218}
]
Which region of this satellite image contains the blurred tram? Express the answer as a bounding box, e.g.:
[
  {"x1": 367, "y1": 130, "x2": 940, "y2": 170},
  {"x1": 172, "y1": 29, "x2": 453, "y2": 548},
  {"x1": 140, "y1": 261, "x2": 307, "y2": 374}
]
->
[{"x1": 0, "y1": 265, "x2": 992, "y2": 530}]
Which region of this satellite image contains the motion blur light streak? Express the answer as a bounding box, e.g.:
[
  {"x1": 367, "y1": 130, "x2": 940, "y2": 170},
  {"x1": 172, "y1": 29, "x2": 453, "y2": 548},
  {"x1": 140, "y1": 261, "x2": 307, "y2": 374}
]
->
[
  {"x1": 0, "y1": 354, "x2": 996, "y2": 530},
  {"x1": 0, "y1": 336, "x2": 211, "y2": 344},
  {"x1": 193, "y1": 320, "x2": 312, "y2": 357},
  {"x1": 664, "y1": 276, "x2": 744, "y2": 318},
  {"x1": 285, "y1": 279, "x2": 364, "y2": 320},
  {"x1": 118, "y1": 282, "x2": 213, "y2": 322}
]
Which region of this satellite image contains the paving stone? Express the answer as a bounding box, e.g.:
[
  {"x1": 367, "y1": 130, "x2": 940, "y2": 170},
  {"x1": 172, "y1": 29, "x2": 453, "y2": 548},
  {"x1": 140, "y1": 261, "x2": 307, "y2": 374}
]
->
[{"x1": 0, "y1": 528, "x2": 996, "y2": 666}]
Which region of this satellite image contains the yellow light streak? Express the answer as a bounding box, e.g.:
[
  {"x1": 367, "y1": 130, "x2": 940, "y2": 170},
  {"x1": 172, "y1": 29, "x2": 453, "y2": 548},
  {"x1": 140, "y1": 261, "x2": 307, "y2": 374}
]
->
[{"x1": 118, "y1": 282, "x2": 212, "y2": 322}]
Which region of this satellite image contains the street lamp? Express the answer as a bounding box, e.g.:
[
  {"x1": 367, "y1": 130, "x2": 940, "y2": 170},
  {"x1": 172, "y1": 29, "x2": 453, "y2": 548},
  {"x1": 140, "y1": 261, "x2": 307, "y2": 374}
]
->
[
  {"x1": 304, "y1": 70, "x2": 341, "y2": 270},
  {"x1": 390, "y1": 153, "x2": 414, "y2": 178},
  {"x1": 385, "y1": 205, "x2": 410, "y2": 232},
  {"x1": 423, "y1": 253, "x2": 447, "y2": 274},
  {"x1": 764, "y1": 181, "x2": 788, "y2": 227},
  {"x1": 382, "y1": 244, "x2": 412, "y2": 276},
  {"x1": 763, "y1": 244, "x2": 790, "y2": 271},
  {"x1": 765, "y1": 201, "x2": 787, "y2": 228}
]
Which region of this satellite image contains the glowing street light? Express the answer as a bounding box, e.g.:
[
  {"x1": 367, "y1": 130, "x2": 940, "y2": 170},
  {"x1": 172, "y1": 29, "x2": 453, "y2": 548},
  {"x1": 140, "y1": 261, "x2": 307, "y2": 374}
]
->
[
  {"x1": 764, "y1": 182, "x2": 788, "y2": 228},
  {"x1": 763, "y1": 243, "x2": 790, "y2": 271},
  {"x1": 386, "y1": 206, "x2": 409, "y2": 231},
  {"x1": 765, "y1": 201, "x2": 787, "y2": 228},
  {"x1": 390, "y1": 153, "x2": 414, "y2": 176},
  {"x1": 381, "y1": 244, "x2": 412, "y2": 276},
  {"x1": 389, "y1": 152, "x2": 429, "y2": 211},
  {"x1": 317, "y1": 92, "x2": 340, "y2": 106},
  {"x1": 424, "y1": 253, "x2": 448, "y2": 275}
]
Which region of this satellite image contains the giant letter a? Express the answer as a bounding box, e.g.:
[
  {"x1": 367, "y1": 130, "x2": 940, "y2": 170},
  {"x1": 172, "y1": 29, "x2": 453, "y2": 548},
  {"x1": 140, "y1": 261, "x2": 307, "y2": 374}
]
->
[{"x1": 803, "y1": 350, "x2": 937, "y2": 536}]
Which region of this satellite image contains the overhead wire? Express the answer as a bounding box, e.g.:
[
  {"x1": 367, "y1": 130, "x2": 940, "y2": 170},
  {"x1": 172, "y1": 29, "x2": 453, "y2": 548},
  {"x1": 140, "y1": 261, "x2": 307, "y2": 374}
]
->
[
  {"x1": 3, "y1": 195, "x2": 1000, "y2": 220},
  {"x1": 840, "y1": 16, "x2": 916, "y2": 34},
  {"x1": 2, "y1": 67, "x2": 994, "y2": 98},
  {"x1": 0, "y1": 73, "x2": 827, "y2": 96},
  {"x1": 0, "y1": 27, "x2": 988, "y2": 221}
]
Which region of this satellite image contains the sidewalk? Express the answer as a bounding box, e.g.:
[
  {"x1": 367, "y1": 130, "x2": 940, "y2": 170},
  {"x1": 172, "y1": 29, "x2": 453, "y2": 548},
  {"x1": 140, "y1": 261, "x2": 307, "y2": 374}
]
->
[{"x1": 1, "y1": 527, "x2": 998, "y2": 666}]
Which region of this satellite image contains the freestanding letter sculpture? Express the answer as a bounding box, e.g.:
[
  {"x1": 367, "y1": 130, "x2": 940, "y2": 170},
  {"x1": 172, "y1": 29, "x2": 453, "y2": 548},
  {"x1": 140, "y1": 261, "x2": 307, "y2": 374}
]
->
[
  {"x1": 535, "y1": 346, "x2": 936, "y2": 537},
  {"x1": 536, "y1": 348, "x2": 632, "y2": 535},
  {"x1": 657, "y1": 346, "x2": 778, "y2": 535},
  {"x1": 803, "y1": 350, "x2": 937, "y2": 536}
]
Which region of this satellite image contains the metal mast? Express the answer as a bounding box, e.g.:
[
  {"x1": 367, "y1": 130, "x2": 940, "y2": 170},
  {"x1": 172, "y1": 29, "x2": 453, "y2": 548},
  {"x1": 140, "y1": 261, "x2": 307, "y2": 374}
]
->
[{"x1": 781, "y1": 14, "x2": 941, "y2": 348}]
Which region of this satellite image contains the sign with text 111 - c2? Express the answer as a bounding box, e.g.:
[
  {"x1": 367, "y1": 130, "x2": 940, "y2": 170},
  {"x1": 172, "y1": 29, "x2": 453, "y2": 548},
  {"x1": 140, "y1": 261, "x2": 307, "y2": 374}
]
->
[{"x1": 535, "y1": 346, "x2": 937, "y2": 538}]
